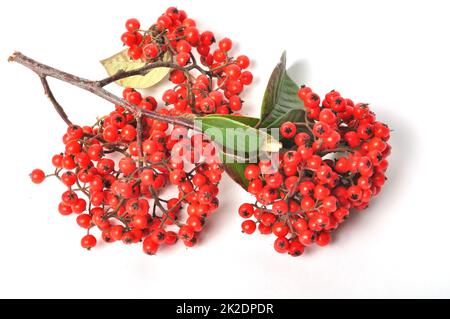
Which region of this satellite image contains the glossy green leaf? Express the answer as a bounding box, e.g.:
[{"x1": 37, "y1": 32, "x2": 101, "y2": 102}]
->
[
  {"x1": 197, "y1": 114, "x2": 281, "y2": 156},
  {"x1": 259, "y1": 52, "x2": 306, "y2": 129},
  {"x1": 196, "y1": 114, "x2": 280, "y2": 189},
  {"x1": 223, "y1": 158, "x2": 251, "y2": 189}
]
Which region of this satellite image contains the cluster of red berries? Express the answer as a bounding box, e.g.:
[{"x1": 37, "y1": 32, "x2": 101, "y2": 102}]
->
[
  {"x1": 121, "y1": 7, "x2": 252, "y2": 114},
  {"x1": 30, "y1": 101, "x2": 224, "y2": 253},
  {"x1": 27, "y1": 7, "x2": 392, "y2": 258},
  {"x1": 29, "y1": 8, "x2": 252, "y2": 254},
  {"x1": 238, "y1": 87, "x2": 391, "y2": 256}
]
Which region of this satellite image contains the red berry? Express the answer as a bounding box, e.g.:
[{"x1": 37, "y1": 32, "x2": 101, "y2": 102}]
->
[
  {"x1": 119, "y1": 157, "x2": 137, "y2": 175},
  {"x1": 316, "y1": 231, "x2": 331, "y2": 247},
  {"x1": 299, "y1": 230, "x2": 315, "y2": 246},
  {"x1": 178, "y1": 225, "x2": 195, "y2": 241},
  {"x1": 110, "y1": 225, "x2": 124, "y2": 241},
  {"x1": 103, "y1": 125, "x2": 119, "y2": 142},
  {"x1": 244, "y1": 164, "x2": 260, "y2": 180},
  {"x1": 72, "y1": 198, "x2": 87, "y2": 214},
  {"x1": 121, "y1": 124, "x2": 137, "y2": 142},
  {"x1": 288, "y1": 241, "x2": 305, "y2": 257},
  {"x1": 162, "y1": 89, "x2": 177, "y2": 104},
  {"x1": 187, "y1": 216, "x2": 203, "y2": 232},
  {"x1": 229, "y1": 95, "x2": 242, "y2": 111},
  {"x1": 176, "y1": 40, "x2": 192, "y2": 53},
  {"x1": 272, "y1": 222, "x2": 289, "y2": 237},
  {"x1": 297, "y1": 86, "x2": 312, "y2": 100},
  {"x1": 313, "y1": 122, "x2": 331, "y2": 138},
  {"x1": 125, "y1": 18, "x2": 140, "y2": 32},
  {"x1": 280, "y1": 122, "x2": 296, "y2": 138},
  {"x1": 274, "y1": 237, "x2": 289, "y2": 253},
  {"x1": 272, "y1": 200, "x2": 288, "y2": 215},
  {"x1": 238, "y1": 203, "x2": 254, "y2": 218},
  {"x1": 143, "y1": 236, "x2": 159, "y2": 255},
  {"x1": 240, "y1": 71, "x2": 253, "y2": 85},
  {"x1": 165, "y1": 231, "x2": 178, "y2": 245},
  {"x1": 81, "y1": 234, "x2": 97, "y2": 249},
  {"x1": 128, "y1": 45, "x2": 143, "y2": 60},
  {"x1": 143, "y1": 44, "x2": 159, "y2": 59},
  {"x1": 76, "y1": 214, "x2": 91, "y2": 229},
  {"x1": 226, "y1": 80, "x2": 243, "y2": 95},
  {"x1": 319, "y1": 109, "x2": 337, "y2": 125},
  {"x1": 61, "y1": 171, "x2": 77, "y2": 187},
  {"x1": 61, "y1": 190, "x2": 78, "y2": 205},
  {"x1": 151, "y1": 229, "x2": 167, "y2": 244},
  {"x1": 236, "y1": 55, "x2": 250, "y2": 69},
  {"x1": 157, "y1": 15, "x2": 172, "y2": 29},
  {"x1": 185, "y1": 27, "x2": 200, "y2": 44},
  {"x1": 176, "y1": 52, "x2": 190, "y2": 66},
  {"x1": 58, "y1": 202, "x2": 72, "y2": 216},
  {"x1": 127, "y1": 91, "x2": 142, "y2": 105},
  {"x1": 121, "y1": 32, "x2": 137, "y2": 46},
  {"x1": 304, "y1": 92, "x2": 321, "y2": 109},
  {"x1": 30, "y1": 169, "x2": 45, "y2": 184},
  {"x1": 241, "y1": 220, "x2": 256, "y2": 234},
  {"x1": 219, "y1": 38, "x2": 232, "y2": 51},
  {"x1": 52, "y1": 154, "x2": 63, "y2": 168},
  {"x1": 224, "y1": 64, "x2": 241, "y2": 80},
  {"x1": 200, "y1": 31, "x2": 215, "y2": 45}
]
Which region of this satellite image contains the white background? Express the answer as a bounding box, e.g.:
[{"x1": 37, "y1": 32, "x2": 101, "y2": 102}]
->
[{"x1": 0, "y1": 0, "x2": 449, "y2": 298}]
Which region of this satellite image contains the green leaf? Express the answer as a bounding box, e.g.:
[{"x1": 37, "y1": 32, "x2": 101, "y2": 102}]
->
[
  {"x1": 197, "y1": 114, "x2": 281, "y2": 156},
  {"x1": 204, "y1": 114, "x2": 260, "y2": 127},
  {"x1": 223, "y1": 159, "x2": 251, "y2": 189},
  {"x1": 100, "y1": 50, "x2": 171, "y2": 89},
  {"x1": 196, "y1": 114, "x2": 281, "y2": 189},
  {"x1": 204, "y1": 115, "x2": 258, "y2": 189},
  {"x1": 259, "y1": 52, "x2": 306, "y2": 129}
]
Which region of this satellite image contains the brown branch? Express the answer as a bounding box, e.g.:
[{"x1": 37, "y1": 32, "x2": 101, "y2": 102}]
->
[
  {"x1": 136, "y1": 115, "x2": 144, "y2": 168},
  {"x1": 207, "y1": 61, "x2": 232, "y2": 74},
  {"x1": 39, "y1": 76, "x2": 72, "y2": 126},
  {"x1": 8, "y1": 51, "x2": 195, "y2": 130},
  {"x1": 162, "y1": 34, "x2": 178, "y2": 55},
  {"x1": 149, "y1": 187, "x2": 183, "y2": 227}
]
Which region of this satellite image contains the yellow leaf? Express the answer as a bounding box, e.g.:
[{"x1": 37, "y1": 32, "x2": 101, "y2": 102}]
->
[{"x1": 100, "y1": 50, "x2": 171, "y2": 89}]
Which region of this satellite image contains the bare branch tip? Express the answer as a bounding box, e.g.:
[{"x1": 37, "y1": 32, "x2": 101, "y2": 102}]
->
[{"x1": 8, "y1": 51, "x2": 19, "y2": 63}]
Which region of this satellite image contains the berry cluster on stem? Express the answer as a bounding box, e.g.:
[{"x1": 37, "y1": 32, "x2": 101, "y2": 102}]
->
[
  {"x1": 14, "y1": 7, "x2": 391, "y2": 258},
  {"x1": 22, "y1": 7, "x2": 253, "y2": 254},
  {"x1": 238, "y1": 87, "x2": 391, "y2": 256}
]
